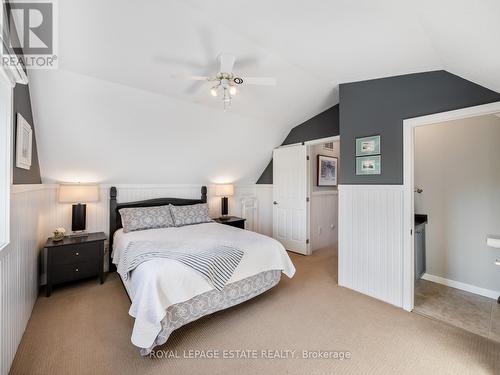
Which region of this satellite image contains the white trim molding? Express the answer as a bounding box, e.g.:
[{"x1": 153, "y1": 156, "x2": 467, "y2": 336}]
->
[
  {"x1": 421, "y1": 273, "x2": 500, "y2": 301},
  {"x1": 402, "y1": 100, "x2": 500, "y2": 311}
]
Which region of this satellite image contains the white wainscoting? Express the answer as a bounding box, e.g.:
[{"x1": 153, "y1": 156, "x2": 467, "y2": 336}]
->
[
  {"x1": 0, "y1": 185, "x2": 49, "y2": 375},
  {"x1": 310, "y1": 191, "x2": 338, "y2": 251},
  {"x1": 338, "y1": 185, "x2": 404, "y2": 307}
]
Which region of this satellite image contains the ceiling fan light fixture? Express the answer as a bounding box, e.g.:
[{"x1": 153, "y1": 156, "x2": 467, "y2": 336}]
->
[
  {"x1": 229, "y1": 86, "x2": 237, "y2": 95},
  {"x1": 210, "y1": 86, "x2": 219, "y2": 97}
]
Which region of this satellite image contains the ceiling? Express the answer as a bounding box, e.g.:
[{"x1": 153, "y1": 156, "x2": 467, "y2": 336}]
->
[{"x1": 28, "y1": 0, "x2": 500, "y2": 184}]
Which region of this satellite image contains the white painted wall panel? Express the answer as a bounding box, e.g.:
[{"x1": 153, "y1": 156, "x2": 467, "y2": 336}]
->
[
  {"x1": 0, "y1": 186, "x2": 48, "y2": 375},
  {"x1": 338, "y1": 185, "x2": 404, "y2": 307},
  {"x1": 310, "y1": 192, "x2": 338, "y2": 251}
]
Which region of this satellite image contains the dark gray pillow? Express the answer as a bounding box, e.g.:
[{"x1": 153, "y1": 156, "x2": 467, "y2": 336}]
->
[
  {"x1": 170, "y1": 203, "x2": 212, "y2": 227},
  {"x1": 119, "y1": 205, "x2": 175, "y2": 233}
]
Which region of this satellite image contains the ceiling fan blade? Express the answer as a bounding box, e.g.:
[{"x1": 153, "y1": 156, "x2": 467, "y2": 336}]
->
[
  {"x1": 218, "y1": 54, "x2": 235, "y2": 73},
  {"x1": 170, "y1": 74, "x2": 211, "y2": 81},
  {"x1": 240, "y1": 77, "x2": 277, "y2": 86}
]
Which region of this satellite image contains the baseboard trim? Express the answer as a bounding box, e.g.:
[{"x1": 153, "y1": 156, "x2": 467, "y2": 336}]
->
[{"x1": 421, "y1": 273, "x2": 500, "y2": 300}]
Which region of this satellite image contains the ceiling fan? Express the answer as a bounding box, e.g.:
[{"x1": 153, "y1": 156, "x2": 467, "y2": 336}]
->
[{"x1": 173, "y1": 54, "x2": 277, "y2": 110}]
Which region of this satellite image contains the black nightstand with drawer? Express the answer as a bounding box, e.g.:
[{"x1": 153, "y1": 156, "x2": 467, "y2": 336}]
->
[
  {"x1": 213, "y1": 216, "x2": 246, "y2": 229},
  {"x1": 44, "y1": 232, "x2": 106, "y2": 297}
]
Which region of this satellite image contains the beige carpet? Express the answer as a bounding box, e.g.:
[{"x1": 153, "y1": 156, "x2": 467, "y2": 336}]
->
[{"x1": 10, "y1": 247, "x2": 500, "y2": 375}]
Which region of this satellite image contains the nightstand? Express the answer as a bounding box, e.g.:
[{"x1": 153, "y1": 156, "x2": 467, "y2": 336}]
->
[
  {"x1": 44, "y1": 232, "x2": 106, "y2": 297},
  {"x1": 213, "y1": 216, "x2": 246, "y2": 229}
]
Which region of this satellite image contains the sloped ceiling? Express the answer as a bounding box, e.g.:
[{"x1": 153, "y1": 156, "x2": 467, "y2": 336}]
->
[{"x1": 29, "y1": 0, "x2": 500, "y2": 184}]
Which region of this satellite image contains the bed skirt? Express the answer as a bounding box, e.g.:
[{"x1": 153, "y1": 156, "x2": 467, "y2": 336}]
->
[{"x1": 139, "y1": 270, "x2": 281, "y2": 356}]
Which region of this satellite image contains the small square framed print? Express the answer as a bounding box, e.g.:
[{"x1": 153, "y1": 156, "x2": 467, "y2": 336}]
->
[
  {"x1": 356, "y1": 135, "x2": 380, "y2": 156},
  {"x1": 356, "y1": 155, "x2": 381, "y2": 175}
]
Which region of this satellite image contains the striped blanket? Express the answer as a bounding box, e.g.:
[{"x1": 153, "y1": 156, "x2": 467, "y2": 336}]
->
[{"x1": 117, "y1": 240, "x2": 244, "y2": 291}]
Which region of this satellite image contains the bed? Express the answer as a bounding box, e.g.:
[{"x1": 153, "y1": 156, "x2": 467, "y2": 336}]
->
[{"x1": 109, "y1": 186, "x2": 295, "y2": 355}]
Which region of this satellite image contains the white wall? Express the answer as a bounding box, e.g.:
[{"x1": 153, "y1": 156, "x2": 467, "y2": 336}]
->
[
  {"x1": 414, "y1": 115, "x2": 500, "y2": 293},
  {"x1": 0, "y1": 186, "x2": 49, "y2": 375},
  {"x1": 309, "y1": 141, "x2": 339, "y2": 250}
]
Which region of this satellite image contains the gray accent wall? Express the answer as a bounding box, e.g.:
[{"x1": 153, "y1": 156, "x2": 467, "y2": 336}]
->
[
  {"x1": 257, "y1": 105, "x2": 339, "y2": 184},
  {"x1": 12, "y1": 83, "x2": 42, "y2": 184},
  {"x1": 339, "y1": 70, "x2": 500, "y2": 185}
]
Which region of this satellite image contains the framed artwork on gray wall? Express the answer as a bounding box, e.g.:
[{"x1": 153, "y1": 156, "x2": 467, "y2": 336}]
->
[
  {"x1": 317, "y1": 155, "x2": 338, "y2": 186},
  {"x1": 15, "y1": 113, "x2": 32, "y2": 170},
  {"x1": 356, "y1": 135, "x2": 380, "y2": 156},
  {"x1": 356, "y1": 155, "x2": 381, "y2": 175}
]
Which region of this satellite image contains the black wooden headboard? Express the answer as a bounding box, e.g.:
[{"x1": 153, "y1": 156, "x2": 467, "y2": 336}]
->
[{"x1": 108, "y1": 186, "x2": 207, "y2": 271}]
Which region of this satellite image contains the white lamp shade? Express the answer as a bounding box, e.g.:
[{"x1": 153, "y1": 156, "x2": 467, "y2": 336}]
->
[
  {"x1": 58, "y1": 184, "x2": 99, "y2": 203},
  {"x1": 215, "y1": 184, "x2": 234, "y2": 197}
]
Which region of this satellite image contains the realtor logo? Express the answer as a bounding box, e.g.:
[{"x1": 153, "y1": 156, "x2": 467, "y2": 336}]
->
[{"x1": 2, "y1": 0, "x2": 58, "y2": 69}]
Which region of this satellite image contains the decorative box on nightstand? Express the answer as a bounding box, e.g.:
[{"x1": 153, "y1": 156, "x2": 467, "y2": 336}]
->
[
  {"x1": 44, "y1": 232, "x2": 106, "y2": 297},
  {"x1": 213, "y1": 216, "x2": 246, "y2": 229}
]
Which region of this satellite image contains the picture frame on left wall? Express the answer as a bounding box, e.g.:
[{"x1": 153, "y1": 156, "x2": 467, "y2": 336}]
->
[{"x1": 16, "y1": 113, "x2": 32, "y2": 170}]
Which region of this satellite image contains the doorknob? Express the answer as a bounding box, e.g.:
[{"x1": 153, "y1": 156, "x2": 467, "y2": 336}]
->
[{"x1": 273, "y1": 201, "x2": 278, "y2": 205}]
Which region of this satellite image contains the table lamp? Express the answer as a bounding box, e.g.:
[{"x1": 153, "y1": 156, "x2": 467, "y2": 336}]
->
[
  {"x1": 59, "y1": 184, "x2": 99, "y2": 236},
  {"x1": 215, "y1": 184, "x2": 234, "y2": 220}
]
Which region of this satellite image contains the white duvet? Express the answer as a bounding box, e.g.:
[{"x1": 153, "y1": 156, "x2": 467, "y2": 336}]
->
[{"x1": 112, "y1": 222, "x2": 295, "y2": 350}]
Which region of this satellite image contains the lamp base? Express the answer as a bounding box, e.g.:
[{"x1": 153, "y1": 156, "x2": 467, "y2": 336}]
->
[
  {"x1": 71, "y1": 203, "x2": 87, "y2": 232},
  {"x1": 220, "y1": 196, "x2": 229, "y2": 217},
  {"x1": 218, "y1": 215, "x2": 231, "y2": 221}
]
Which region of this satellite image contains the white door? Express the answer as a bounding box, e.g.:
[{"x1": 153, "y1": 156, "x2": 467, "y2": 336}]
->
[{"x1": 273, "y1": 144, "x2": 309, "y2": 254}]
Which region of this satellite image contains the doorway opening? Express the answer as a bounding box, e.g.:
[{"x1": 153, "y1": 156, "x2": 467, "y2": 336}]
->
[
  {"x1": 272, "y1": 136, "x2": 339, "y2": 255},
  {"x1": 402, "y1": 101, "x2": 500, "y2": 341}
]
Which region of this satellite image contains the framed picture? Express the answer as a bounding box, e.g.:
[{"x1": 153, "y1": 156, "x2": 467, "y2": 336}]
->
[
  {"x1": 356, "y1": 155, "x2": 381, "y2": 175},
  {"x1": 16, "y1": 113, "x2": 32, "y2": 170},
  {"x1": 317, "y1": 155, "x2": 338, "y2": 186},
  {"x1": 356, "y1": 135, "x2": 380, "y2": 156}
]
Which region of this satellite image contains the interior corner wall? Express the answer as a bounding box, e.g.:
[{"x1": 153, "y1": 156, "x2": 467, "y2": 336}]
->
[
  {"x1": 12, "y1": 83, "x2": 42, "y2": 184},
  {"x1": 256, "y1": 104, "x2": 340, "y2": 184},
  {"x1": 339, "y1": 70, "x2": 500, "y2": 185}
]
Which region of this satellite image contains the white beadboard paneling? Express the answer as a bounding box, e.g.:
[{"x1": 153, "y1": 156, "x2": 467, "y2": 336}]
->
[
  {"x1": 338, "y1": 185, "x2": 404, "y2": 307},
  {"x1": 1, "y1": 185, "x2": 48, "y2": 375},
  {"x1": 310, "y1": 191, "x2": 338, "y2": 251}
]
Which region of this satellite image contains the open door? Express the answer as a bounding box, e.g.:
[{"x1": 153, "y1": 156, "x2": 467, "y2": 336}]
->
[{"x1": 273, "y1": 144, "x2": 309, "y2": 254}]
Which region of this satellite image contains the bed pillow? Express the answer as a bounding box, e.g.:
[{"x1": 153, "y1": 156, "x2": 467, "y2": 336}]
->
[
  {"x1": 119, "y1": 205, "x2": 175, "y2": 233},
  {"x1": 170, "y1": 203, "x2": 212, "y2": 227}
]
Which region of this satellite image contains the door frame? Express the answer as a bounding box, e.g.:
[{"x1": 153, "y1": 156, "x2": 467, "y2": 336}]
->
[
  {"x1": 402, "y1": 101, "x2": 500, "y2": 311},
  {"x1": 273, "y1": 135, "x2": 339, "y2": 255}
]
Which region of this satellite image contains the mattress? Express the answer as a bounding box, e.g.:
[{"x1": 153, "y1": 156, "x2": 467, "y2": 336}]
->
[
  {"x1": 112, "y1": 222, "x2": 295, "y2": 353},
  {"x1": 139, "y1": 270, "x2": 281, "y2": 356}
]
